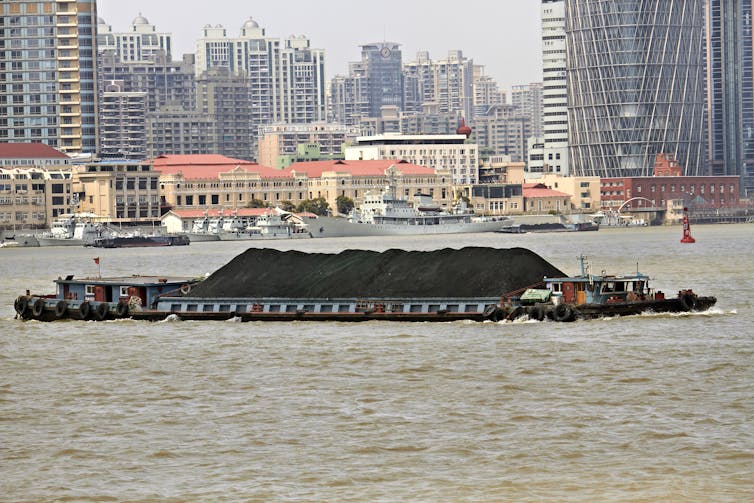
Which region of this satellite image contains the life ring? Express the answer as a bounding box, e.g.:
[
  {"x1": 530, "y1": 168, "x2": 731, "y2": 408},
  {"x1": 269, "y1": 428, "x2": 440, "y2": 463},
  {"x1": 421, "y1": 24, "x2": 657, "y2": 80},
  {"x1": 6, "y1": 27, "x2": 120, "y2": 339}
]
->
[
  {"x1": 680, "y1": 293, "x2": 697, "y2": 312},
  {"x1": 553, "y1": 303, "x2": 574, "y2": 322},
  {"x1": 32, "y1": 298, "x2": 46, "y2": 318},
  {"x1": 180, "y1": 284, "x2": 191, "y2": 295},
  {"x1": 94, "y1": 302, "x2": 110, "y2": 321},
  {"x1": 79, "y1": 301, "x2": 91, "y2": 320},
  {"x1": 14, "y1": 296, "x2": 29, "y2": 316},
  {"x1": 54, "y1": 300, "x2": 69, "y2": 319},
  {"x1": 116, "y1": 300, "x2": 130, "y2": 318},
  {"x1": 527, "y1": 305, "x2": 545, "y2": 321}
]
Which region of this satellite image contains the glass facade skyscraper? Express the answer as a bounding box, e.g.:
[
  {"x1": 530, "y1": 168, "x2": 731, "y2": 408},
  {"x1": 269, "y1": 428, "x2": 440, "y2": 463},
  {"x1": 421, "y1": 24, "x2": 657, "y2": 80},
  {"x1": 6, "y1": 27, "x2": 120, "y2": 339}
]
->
[
  {"x1": 360, "y1": 42, "x2": 403, "y2": 117},
  {"x1": 707, "y1": 0, "x2": 754, "y2": 196},
  {"x1": 566, "y1": 0, "x2": 706, "y2": 177}
]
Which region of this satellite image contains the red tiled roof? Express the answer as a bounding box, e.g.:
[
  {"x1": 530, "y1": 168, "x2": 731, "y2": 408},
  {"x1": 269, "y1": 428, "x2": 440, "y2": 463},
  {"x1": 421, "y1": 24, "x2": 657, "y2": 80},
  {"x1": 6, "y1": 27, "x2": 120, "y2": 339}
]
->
[
  {"x1": 0, "y1": 142, "x2": 69, "y2": 159},
  {"x1": 285, "y1": 159, "x2": 435, "y2": 178},
  {"x1": 153, "y1": 154, "x2": 286, "y2": 180},
  {"x1": 523, "y1": 186, "x2": 571, "y2": 198}
]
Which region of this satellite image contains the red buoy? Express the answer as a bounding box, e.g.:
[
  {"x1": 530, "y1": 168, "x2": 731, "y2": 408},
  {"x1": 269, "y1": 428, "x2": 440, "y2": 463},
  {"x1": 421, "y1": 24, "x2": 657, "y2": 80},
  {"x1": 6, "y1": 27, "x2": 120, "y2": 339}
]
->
[{"x1": 681, "y1": 207, "x2": 695, "y2": 243}]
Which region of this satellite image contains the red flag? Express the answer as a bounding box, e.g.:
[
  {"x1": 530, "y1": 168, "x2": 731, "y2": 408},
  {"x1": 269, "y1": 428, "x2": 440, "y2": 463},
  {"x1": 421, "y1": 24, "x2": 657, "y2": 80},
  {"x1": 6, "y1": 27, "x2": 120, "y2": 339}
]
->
[{"x1": 93, "y1": 257, "x2": 100, "y2": 265}]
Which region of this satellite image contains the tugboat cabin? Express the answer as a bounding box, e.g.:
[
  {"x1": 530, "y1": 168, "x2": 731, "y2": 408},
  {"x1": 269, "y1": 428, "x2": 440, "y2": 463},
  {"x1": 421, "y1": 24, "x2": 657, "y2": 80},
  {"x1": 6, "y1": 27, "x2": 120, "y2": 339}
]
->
[
  {"x1": 54, "y1": 275, "x2": 198, "y2": 309},
  {"x1": 543, "y1": 258, "x2": 658, "y2": 305}
]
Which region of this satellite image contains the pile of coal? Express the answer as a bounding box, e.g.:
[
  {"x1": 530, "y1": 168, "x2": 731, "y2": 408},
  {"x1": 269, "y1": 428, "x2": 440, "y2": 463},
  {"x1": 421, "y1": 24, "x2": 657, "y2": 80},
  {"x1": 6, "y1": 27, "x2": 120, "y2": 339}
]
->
[{"x1": 186, "y1": 247, "x2": 566, "y2": 299}]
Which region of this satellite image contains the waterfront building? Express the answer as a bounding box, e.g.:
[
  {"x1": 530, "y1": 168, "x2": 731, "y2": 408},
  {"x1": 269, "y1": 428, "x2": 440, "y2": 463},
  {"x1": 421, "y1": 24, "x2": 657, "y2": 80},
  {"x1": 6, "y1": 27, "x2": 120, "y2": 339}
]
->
[
  {"x1": 566, "y1": 0, "x2": 706, "y2": 177},
  {"x1": 523, "y1": 183, "x2": 571, "y2": 213},
  {"x1": 72, "y1": 160, "x2": 161, "y2": 223},
  {"x1": 529, "y1": 173, "x2": 601, "y2": 211},
  {"x1": 0, "y1": 143, "x2": 73, "y2": 229},
  {"x1": 706, "y1": 0, "x2": 754, "y2": 197},
  {"x1": 0, "y1": 0, "x2": 99, "y2": 153},
  {"x1": 155, "y1": 154, "x2": 454, "y2": 216},
  {"x1": 541, "y1": 0, "x2": 569, "y2": 175},
  {"x1": 97, "y1": 14, "x2": 171, "y2": 63},
  {"x1": 344, "y1": 133, "x2": 479, "y2": 184}
]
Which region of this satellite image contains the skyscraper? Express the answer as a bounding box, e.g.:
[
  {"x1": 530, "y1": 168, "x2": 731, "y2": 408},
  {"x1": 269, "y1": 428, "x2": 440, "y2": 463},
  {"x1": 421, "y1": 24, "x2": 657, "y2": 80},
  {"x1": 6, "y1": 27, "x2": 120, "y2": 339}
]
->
[
  {"x1": 360, "y1": 42, "x2": 403, "y2": 117},
  {"x1": 706, "y1": 0, "x2": 754, "y2": 196},
  {"x1": 566, "y1": 0, "x2": 706, "y2": 177},
  {"x1": 541, "y1": 0, "x2": 569, "y2": 175},
  {"x1": 1, "y1": 0, "x2": 99, "y2": 153}
]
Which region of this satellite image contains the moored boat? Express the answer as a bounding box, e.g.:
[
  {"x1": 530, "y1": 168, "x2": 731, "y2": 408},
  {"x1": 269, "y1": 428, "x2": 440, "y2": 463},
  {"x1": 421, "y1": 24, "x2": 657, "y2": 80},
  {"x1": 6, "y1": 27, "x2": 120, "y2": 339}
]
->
[{"x1": 92, "y1": 234, "x2": 190, "y2": 248}]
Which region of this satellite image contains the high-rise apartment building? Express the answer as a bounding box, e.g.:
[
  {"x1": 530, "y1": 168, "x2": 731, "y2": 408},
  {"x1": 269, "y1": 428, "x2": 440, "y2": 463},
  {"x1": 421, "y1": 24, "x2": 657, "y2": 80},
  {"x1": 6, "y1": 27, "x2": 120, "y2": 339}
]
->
[
  {"x1": 360, "y1": 42, "x2": 404, "y2": 117},
  {"x1": 706, "y1": 0, "x2": 754, "y2": 196},
  {"x1": 566, "y1": 0, "x2": 706, "y2": 177},
  {"x1": 197, "y1": 68, "x2": 252, "y2": 159},
  {"x1": 541, "y1": 0, "x2": 569, "y2": 175},
  {"x1": 98, "y1": 81, "x2": 146, "y2": 159},
  {"x1": 1, "y1": 0, "x2": 99, "y2": 153},
  {"x1": 194, "y1": 18, "x2": 326, "y2": 128},
  {"x1": 511, "y1": 83, "x2": 543, "y2": 139},
  {"x1": 97, "y1": 14, "x2": 171, "y2": 63}
]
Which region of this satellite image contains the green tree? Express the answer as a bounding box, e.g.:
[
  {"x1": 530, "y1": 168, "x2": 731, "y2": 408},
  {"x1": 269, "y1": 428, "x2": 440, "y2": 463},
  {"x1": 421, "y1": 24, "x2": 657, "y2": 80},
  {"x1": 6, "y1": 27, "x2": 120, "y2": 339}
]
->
[
  {"x1": 297, "y1": 197, "x2": 330, "y2": 216},
  {"x1": 246, "y1": 198, "x2": 267, "y2": 208},
  {"x1": 279, "y1": 200, "x2": 296, "y2": 212},
  {"x1": 336, "y1": 195, "x2": 355, "y2": 215}
]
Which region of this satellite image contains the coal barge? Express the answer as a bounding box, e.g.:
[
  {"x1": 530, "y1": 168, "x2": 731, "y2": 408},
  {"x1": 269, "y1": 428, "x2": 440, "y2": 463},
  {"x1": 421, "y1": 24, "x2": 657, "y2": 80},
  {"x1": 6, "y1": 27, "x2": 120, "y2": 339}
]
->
[{"x1": 14, "y1": 248, "x2": 716, "y2": 323}]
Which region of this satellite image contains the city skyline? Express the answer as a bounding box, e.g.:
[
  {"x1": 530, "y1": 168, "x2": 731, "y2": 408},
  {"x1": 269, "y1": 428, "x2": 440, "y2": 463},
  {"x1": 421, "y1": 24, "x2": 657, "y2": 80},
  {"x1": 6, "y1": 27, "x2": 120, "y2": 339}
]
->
[{"x1": 95, "y1": 0, "x2": 543, "y2": 92}]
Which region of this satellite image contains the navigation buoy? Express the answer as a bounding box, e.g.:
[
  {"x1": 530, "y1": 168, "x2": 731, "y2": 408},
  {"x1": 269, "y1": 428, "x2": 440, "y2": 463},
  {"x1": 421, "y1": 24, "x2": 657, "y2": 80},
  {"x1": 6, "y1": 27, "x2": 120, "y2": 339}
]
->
[{"x1": 681, "y1": 207, "x2": 695, "y2": 243}]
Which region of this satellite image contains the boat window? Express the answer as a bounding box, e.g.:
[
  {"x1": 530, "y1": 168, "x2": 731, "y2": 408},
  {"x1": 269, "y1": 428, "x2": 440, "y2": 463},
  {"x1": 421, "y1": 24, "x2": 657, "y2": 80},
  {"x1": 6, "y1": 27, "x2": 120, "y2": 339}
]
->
[
  {"x1": 119, "y1": 286, "x2": 129, "y2": 297},
  {"x1": 464, "y1": 304, "x2": 479, "y2": 313},
  {"x1": 202, "y1": 305, "x2": 214, "y2": 312},
  {"x1": 390, "y1": 304, "x2": 404, "y2": 313},
  {"x1": 320, "y1": 304, "x2": 333, "y2": 313},
  {"x1": 410, "y1": 304, "x2": 423, "y2": 313},
  {"x1": 303, "y1": 305, "x2": 315, "y2": 312},
  {"x1": 429, "y1": 304, "x2": 441, "y2": 312},
  {"x1": 218, "y1": 304, "x2": 231, "y2": 312},
  {"x1": 338, "y1": 305, "x2": 350, "y2": 313},
  {"x1": 601, "y1": 282, "x2": 614, "y2": 293},
  {"x1": 447, "y1": 304, "x2": 459, "y2": 313},
  {"x1": 186, "y1": 304, "x2": 197, "y2": 312},
  {"x1": 551, "y1": 283, "x2": 562, "y2": 292},
  {"x1": 235, "y1": 305, "x2": 247, "y2": 313},
  {"x1": 285, "y1": 305, "x2": 298, "y2": 313},
  {"x1": 269, "y1": 304, "x2": 281, "y2": 312},
  {"x1": 85, "y1": 285, "x2": 95, "y2": 295},
  {"x1": 170, "y1": 304, "x2": 181, "y2": 312},
  {"x1": 614, "y1": 282, "x2": 625, "y2": 292}
]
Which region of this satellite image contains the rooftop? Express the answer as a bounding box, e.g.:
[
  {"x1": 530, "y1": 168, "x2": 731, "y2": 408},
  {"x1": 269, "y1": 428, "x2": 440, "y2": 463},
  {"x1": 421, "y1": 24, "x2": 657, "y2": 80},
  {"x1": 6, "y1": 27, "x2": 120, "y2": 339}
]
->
[
  {"x1": 0, "y1": 143, "x2": 70, "y2": 159},
  {"x1": 286, "y1": 159, "x2": 435, "y2": 178}
]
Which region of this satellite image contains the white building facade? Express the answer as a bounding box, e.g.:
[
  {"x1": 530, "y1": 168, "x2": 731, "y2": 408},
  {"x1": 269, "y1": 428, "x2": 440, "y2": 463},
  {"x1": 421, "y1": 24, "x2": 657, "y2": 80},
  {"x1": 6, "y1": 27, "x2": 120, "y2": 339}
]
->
[
  {"x1": 542, "y1": 0, "x2": 569, "y2": 175},
  {"x1": 97, "y1": 14, "x2": 172, "y2": 63},
  {"x1": 344, "y1": 133, "x2": 479, "y2": 184}
]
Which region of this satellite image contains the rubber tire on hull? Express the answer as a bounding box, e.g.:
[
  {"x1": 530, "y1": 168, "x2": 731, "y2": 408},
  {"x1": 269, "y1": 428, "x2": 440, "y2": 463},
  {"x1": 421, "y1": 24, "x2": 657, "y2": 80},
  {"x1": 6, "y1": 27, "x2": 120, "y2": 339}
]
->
[
  {"x1": 32, "y1": 298, "x2": 45, "y2": 319},
  {"x1": 680, "y1": 293, "x2": 698, "y2": 312},
  {"x1": 79, "y1": 301, "x2": 91, "y2": 320},
  {"x1": 14, "y1": 296, "x2": 29, "y2": 316},
  {"x1": 54, "y1": 300, "x2": 68, "y2": 319},
  {"x1": 553, "y1": 303, "x2": 574, "y2": 322},
  {"x1": 115, "y1": 300, "x2": 130, "y2": 318},
  {"x1": 527, "y1": 305, "x2": 545, "y2": 321},
  {"x1": 94, "y1": 302, "x2": 109, "y2": 321},
  {"x1": 483, "y1": 304, "x2": 502, "y2": 321}
]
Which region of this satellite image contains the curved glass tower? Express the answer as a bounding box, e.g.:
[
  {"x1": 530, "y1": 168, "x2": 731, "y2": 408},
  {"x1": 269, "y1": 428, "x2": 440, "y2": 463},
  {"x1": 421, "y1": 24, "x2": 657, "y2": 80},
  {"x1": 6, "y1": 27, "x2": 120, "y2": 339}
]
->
[{"x1": 566, "y1": 0, "x2": 706, "y2": 177}]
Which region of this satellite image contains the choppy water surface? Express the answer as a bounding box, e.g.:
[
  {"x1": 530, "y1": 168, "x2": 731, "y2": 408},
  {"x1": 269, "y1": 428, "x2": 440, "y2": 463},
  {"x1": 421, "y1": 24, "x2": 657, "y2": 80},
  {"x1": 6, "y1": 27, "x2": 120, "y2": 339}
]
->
[{"x1": 1, "y1": 225, "x2": 752, "y2": 501}]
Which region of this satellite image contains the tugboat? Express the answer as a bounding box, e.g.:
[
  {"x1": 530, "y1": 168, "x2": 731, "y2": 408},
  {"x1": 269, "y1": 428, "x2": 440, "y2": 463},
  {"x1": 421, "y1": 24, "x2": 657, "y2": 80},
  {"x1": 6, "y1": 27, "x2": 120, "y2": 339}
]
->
[
  {"x1": 502, "y1": 256, "x2": 716, "y2": 322},
  {"x1": 14, "y1": 275, "x2": 200, "y2": 321}
]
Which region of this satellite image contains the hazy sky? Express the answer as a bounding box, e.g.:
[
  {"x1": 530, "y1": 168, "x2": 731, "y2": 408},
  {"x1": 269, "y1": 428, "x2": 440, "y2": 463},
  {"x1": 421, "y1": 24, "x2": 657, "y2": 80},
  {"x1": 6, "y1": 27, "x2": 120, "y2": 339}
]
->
[{"x1": 96, "y1": 0, "x2": 543, "y2": 92}]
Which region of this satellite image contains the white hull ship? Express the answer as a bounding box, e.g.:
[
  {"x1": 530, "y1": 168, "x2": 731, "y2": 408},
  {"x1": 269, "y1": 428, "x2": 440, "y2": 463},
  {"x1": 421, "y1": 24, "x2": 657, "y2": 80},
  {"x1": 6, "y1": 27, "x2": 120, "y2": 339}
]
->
[
  {"x1": 307, "y1": 166, "x2": 511, "y2": 238},
  {"x1": 184, "y1": 209, "x2": 311, "y2": 242},
  {"x1": 36, "y1": 214, "x2": 113, "y2": 247}
]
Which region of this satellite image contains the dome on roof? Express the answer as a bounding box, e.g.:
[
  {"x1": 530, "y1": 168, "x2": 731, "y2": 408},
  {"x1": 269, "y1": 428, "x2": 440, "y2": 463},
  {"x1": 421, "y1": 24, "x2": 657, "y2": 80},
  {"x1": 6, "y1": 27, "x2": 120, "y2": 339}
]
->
[
  {"x1": 242, "y1": 17, "x2": 259, "y2": 29},
  {"x1": 132, "y1": 13, "x2": 149, "y2": 25}
]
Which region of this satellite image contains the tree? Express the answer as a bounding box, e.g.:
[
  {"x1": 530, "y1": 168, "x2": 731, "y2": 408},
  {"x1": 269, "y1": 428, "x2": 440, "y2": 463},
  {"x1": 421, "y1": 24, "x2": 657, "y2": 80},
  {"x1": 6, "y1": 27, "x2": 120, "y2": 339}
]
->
[
  {"x1": 336, "y1": 195, "x2": 355, "y2": 215},
  {"x1": 279, "y1": 200, "x2": 296, "y2": 212},
  {"x1": 246, "y1": 198, "x2": 267, "y2": 208},
  {"x1": 297, "y1": 197, "x2": 330, "y2": 216}
]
